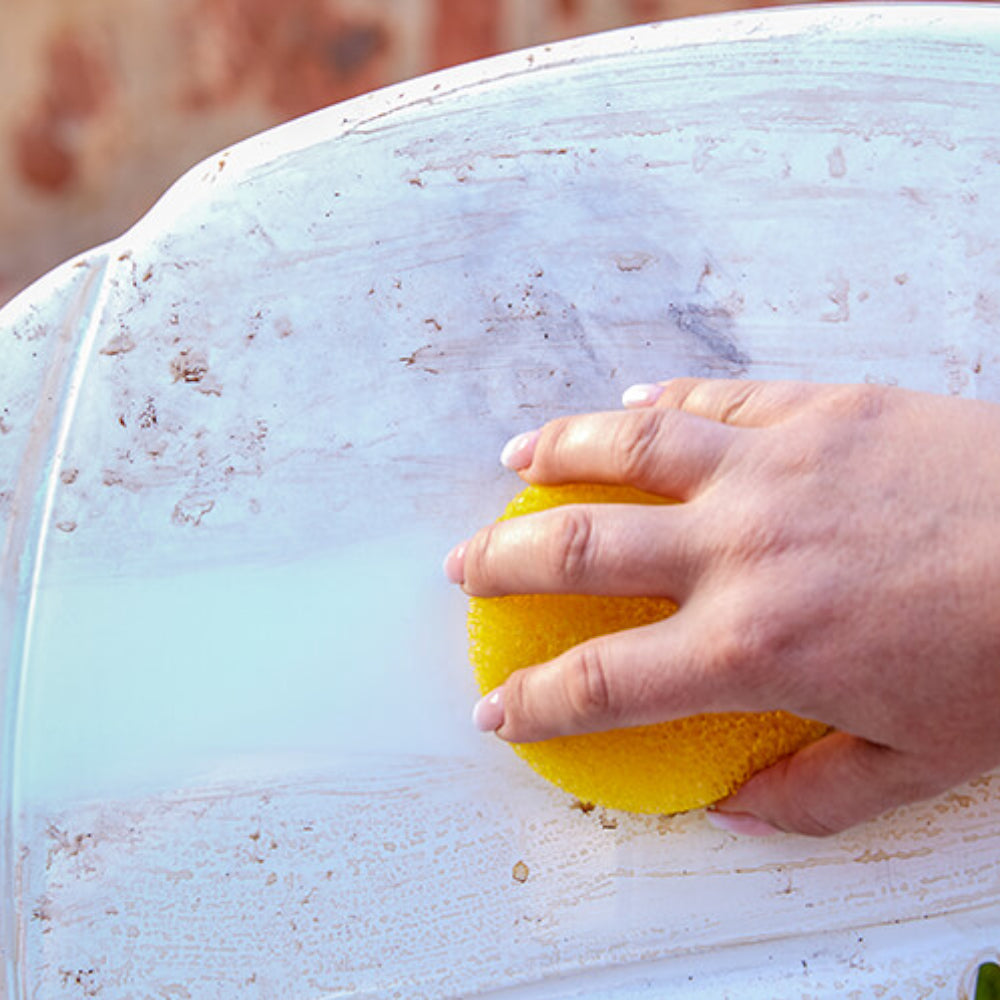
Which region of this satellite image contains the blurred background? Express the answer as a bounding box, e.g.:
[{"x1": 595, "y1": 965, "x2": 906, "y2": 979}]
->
[{"x1": 2, "y1": 0, "x2": 835, "y2": 307}]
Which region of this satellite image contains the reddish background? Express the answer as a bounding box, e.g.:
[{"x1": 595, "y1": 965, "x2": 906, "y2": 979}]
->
[{"x1": 0, "y1": 0, "x2": 833, "y2": 306}]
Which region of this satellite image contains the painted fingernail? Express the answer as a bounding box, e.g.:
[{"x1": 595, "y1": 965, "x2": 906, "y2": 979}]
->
[
  {"x1": 472, "y1": 689, "x2": 505, "y2": 732},
  {"x1": 500, "y1": 429, "x2": 540, "y2": 470},
  {"x1": 705, "y1": 810, "x2": 781, "y2": 837},
  {"x1": 443, "y1": 542, "x2": 466, "y2": 584},
  {"x1": 621, "y1": 383, "x2": 664, "y2": 409}
]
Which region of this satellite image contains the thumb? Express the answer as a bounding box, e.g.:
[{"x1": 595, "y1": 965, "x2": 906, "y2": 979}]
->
[{"x1": 707, "y1": 731, "x2": 925, "y2": 837}]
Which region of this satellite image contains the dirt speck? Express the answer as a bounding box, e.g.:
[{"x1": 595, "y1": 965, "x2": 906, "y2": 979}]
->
[
  {"x1": 975, "y1": 290, "x2": 1000, "y2": 327},
  {"x1": 55, "y1": 520, "x2": 77, "y2": 533},
  {"x1": 398, "y1": 344, "x2": 442, "y2": 374},
  {"x1": 58, "y1": 967, "x2": 101, "y2": 997},
  {"x1": 158, "y1": 985, "x2": 191, "y2": 1000},
  {"x1": 570, "y1": 799, "x2": 595, "y2": 814},
  {"x1": 60, "y1": 467, "x2": 79, "y2": 485},
  {"x1": 195, "y1": 378, "x2": 223, "y2": 397},
  {"x1": 170, "y1": 348, "x2": 210, "y2": 384},
  {"x1": 99, "y1": 332, "x2": 135, "y2": 356},
  {"x1": 512, "y1": 860, "x2": 529, "y2": 884},
  {"x1": 822, "y1": 276, "x2": 851, "y2": 324},
  {"x1": 827, "y1": 146, "x2": 847, "y2": 178},
  {"x1": 171, "y1": 495, "x2": 215, "y2": 527},
  {"x1": 615, "y1": 252, "x2": 654, "y2": 272},
  {"x1": 47, "y1": 826, "x2": 95, "y2": 862},
  {"x1": 138, "y1": 398, "x2": 158, "y2": 428}
]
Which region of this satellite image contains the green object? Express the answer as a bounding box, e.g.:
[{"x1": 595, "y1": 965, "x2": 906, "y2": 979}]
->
[{"x1": 975, "y1": 961, "x2": 1000, "y2": 1000}]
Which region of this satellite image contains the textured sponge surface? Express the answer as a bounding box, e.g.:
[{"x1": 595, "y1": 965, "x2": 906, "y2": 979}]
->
[{"x1": 468, "y1": 483, "x2": 828, "y2": 814}]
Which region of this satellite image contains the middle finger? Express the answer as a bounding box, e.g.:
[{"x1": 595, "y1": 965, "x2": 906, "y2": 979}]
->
[{"x1": 455, "y1": 501, "x2": 703, "y2": 600}]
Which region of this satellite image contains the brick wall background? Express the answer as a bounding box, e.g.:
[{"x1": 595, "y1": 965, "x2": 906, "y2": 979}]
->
[{"x1": 1, "y1": 0, "x2": 826, "y2": 306}]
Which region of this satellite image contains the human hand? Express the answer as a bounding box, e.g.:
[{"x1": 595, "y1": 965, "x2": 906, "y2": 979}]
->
[{"x1": 445, "y1": 380, "x2": 1000, "y2": 836}]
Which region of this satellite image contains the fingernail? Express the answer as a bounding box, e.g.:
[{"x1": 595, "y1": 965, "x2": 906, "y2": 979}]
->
[
  {"x1": 705, "y1": 809, "x2": 781, "y2": 837},
  {"x1": 443, "y1": 542, "x2": 466, "y2": 584},
  {"x1": 500, "y1": 429, "x2": 540, "y2": 470},
  {"x1": 621, "y1": 383, "x2": 664, "y2": 409},
  {"x1": 472, "y1": 689, "x2": 505, "y2": 732}
]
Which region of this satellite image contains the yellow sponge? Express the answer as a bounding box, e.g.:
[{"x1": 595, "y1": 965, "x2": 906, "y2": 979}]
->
[{"x1": 468, "y1": 483, "x2": 828, "y2": 814}]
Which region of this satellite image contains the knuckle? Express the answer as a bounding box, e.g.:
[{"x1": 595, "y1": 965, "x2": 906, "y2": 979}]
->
[
  {"x1": 657, "y1": 377, "x2": 701, "y2": 410},
  {"x1": 709, "y1": 622, "x2": 751, "y2": 684},
  {"x1": 716, "y1": 491, "x2": 793, "y2": 568},
  {"x1": 825, "y1": 382, "x2": 891, "y2": 422},
  {"x1": 717, "y1": 383, "x2": 761, "y2": 425},
  {"x1": 658, "y1": 378, "x2": 761, "y2": 424},
  {"x1": 710, "y1": 599, "x2": 788, "y2": 696},
  {"x1": 614, "y1": 410, "x2": 666, "y2": 483},
  {"x1": 751, "y1": 424, "x2": 823, "y2": 482},
  {"x1": 783, "y1": 747, "x2": 900, "y2": 837},
  {"x1": 550, "y1": 507, "x2": 595, "y2": 588},
  {"x1": 564, "y1": 639, "x2": 617, "y2": 729},
  {"x1": 500, "y1": 668, "x2": 533, "y2": 738},
  {"x1": 785, "y1": 798, "x2": 847, "y2": 838},
  {"x1": 541, "y1": 416, "x2": 572, "y2": 467},
  {"x1": 739, "y1": 756, "x2": 847, "y2": 838},
  {"x1": 740, "y1": 610, "x2": 785, "y2": 666},
  {"x1": 465, "y1": 521, "x2": 504, "y2": 593},
  {"x1": 737, "y1": 507, "x2": 793, "y2": 563}
]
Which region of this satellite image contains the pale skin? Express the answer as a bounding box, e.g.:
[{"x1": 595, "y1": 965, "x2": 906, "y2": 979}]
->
[{"x1": 444, "y1": 379, "x2": 1000, "y2": 837}]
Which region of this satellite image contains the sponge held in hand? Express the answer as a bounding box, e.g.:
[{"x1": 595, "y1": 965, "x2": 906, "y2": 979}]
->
[{"x1": 468, "y1": 482, "x2": 827, "y2": 814}]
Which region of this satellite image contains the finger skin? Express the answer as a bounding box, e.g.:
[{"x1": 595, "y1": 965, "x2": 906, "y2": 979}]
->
[
  {"x1": 713, "y1": 732, "x2": 936, "y2": 837},
  {"x1": 523, "y1": 407, "x2": 740, "y2": 500},
  {"x1": 494, "y1": 603, "x2": 761, "y2": 743},
  {"x1": 459, "y1": 502, "x2": 701, "y2": 600},
  {"x1": 646, "y1": 378, "x2": 830, "y2": 427}
]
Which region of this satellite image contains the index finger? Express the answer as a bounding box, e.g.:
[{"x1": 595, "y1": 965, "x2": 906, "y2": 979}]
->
[
  {"x1": 632, "y1": 378, "x2": 829, "y2": 427},
  {"x1": 510, "y1": 407, "x2": 742, "y2": 501}
]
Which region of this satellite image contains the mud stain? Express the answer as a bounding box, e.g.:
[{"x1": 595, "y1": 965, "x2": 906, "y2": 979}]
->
[{"x1": 667, "y1": 303, "x2": 750, "y2": 375}]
